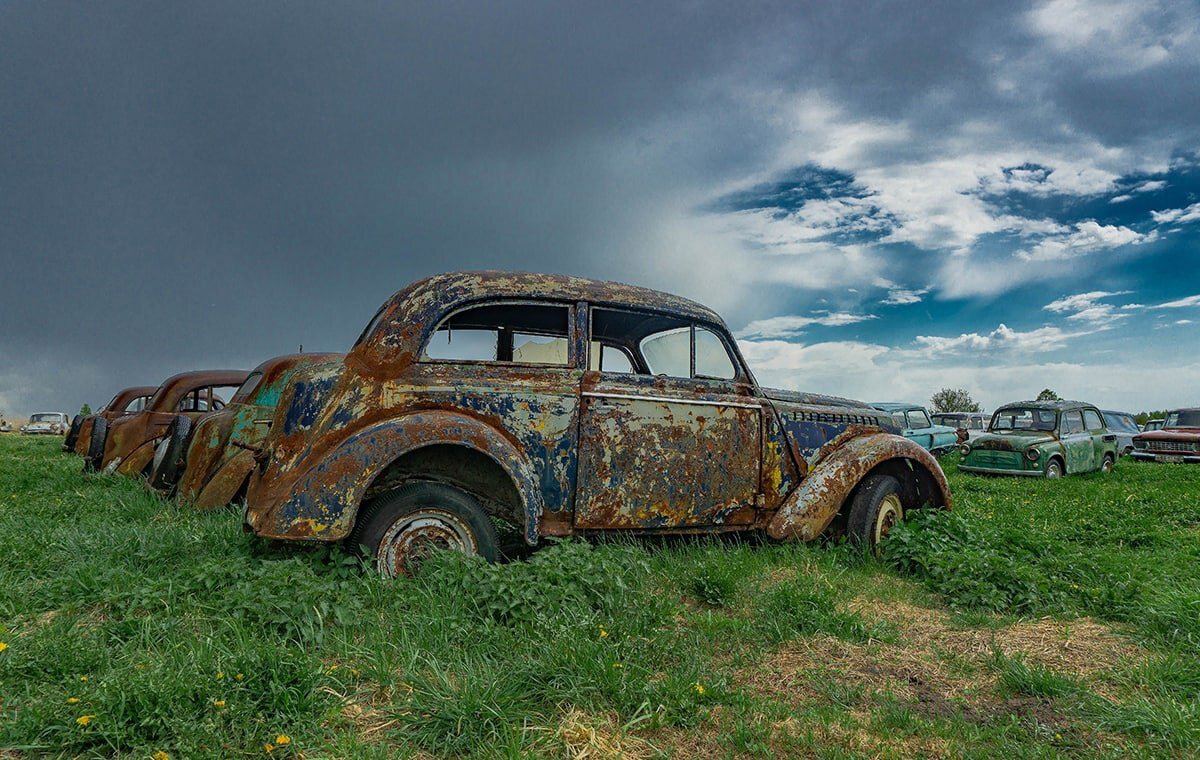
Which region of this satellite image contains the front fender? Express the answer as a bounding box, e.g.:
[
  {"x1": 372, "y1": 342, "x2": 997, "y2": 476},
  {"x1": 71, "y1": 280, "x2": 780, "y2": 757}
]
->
[
  {"x1": 192, "y1": 449, "x2": 256, "y2": 511},
  {"x1": 253, "y1": 411, "x2": 546, "y2": 544},
  {"x1": 767, "y1": 430, "x2": 951, "y2": 541}
]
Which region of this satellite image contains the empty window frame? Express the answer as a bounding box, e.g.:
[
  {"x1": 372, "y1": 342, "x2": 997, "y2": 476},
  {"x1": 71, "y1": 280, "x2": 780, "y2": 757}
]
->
[
  {"x1": 423, "y1": 302, "x2": 572, "y2": 366},
  {"x1": 590, "y1": 307, "x2": 739, "y2": 381}
]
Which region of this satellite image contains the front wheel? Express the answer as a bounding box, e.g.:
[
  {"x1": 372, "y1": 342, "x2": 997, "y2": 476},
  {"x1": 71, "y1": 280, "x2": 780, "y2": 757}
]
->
[
  {"x1": 1100, "y1": 453, "x2": 1115, "y2": 474},
  {"x1": 347, "y1": 482, "x2": 499, "y2": 578},
  {"x1": 847, "y1": 473, "x2": 905, "y2": 553},
  {"x1": 1044, "y1": 458, "x2": 1063, "y2": 479},
  {"x1": 149, "y1": 415, "x2": 192, "y2": 492}
]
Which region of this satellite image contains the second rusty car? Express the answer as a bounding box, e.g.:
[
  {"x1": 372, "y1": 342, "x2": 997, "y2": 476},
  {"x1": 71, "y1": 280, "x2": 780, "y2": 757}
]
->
[
  {"x1": 241, "y1": 272, "x2": 951, "y2": 576},
  {"x1": 149, "y1": 353, "x2": 341, "y2": 504},
  {"x1": 66, "y1": 385, "x2": 157, "y2": 454},
  {"x1": 87, "y1": 370, "x2": 250, "y2": 475}
]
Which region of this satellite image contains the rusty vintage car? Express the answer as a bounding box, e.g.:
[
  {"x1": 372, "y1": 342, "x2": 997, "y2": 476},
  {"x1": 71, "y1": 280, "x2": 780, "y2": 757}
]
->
[
  {"x1": 148, "y1": 353, "x2": 341, "y2": 504},
  {"x1": 86, "y1": 370, "x2": 249, "y2": 475},
  {"x1": 1131, "y1": 408, "x2": 1200, "y2": 464},
  {"x1": 20, "y1": 412, "x2": 71, "y2": 435},
  {"x1": 66, "y1": 386, "x2": 157, "y2": 454},
  {"x1": 959, "y1": 400, "x2": 1118, "y2": 478},
  {"x1": 241, "y1": 272, "x2": 950, "y2": 576}
]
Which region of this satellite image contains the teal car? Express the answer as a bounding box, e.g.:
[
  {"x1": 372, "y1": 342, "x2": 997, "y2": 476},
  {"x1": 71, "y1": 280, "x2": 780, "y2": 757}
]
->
[
  {"x1": 871, "y1": 403, "x2": 959, "y2": 454},
  {"x1": 959, "y1": 400, "x2": 1118, "y2": 478}
]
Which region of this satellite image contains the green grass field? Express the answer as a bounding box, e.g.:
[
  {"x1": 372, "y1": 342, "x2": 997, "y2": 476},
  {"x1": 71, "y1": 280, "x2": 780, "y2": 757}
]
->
[{"x1": 1, "y1": 434, "x2": 1198, "y2": 758}]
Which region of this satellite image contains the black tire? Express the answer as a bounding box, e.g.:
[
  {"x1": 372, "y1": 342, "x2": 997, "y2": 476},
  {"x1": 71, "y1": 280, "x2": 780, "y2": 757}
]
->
[
  {"x1": 846, "y1": 473, "x2": 905, "y2": 552},
  {"x1": 84, "y1": 417, "x2": 108, "y2": 473},
  {"x1": 347, "y1": 482, "x2": 499, "y2": 578},
  {"x1": 1101, "y1": 453, "x2": 1115, "y2": 474},
  {"x1": 63, "y1": 415, "x2": 84, "y2": 452},
  {"x1": 149, "y1": 415, "x2": 192, "y2": 492},
  {"x1": 1044, "y1": 457, "x2": 1064, "y2": 479}
]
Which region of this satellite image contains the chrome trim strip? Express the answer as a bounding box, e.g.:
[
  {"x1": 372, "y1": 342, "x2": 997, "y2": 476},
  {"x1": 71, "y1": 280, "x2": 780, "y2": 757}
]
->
[{"x1": 582, "y1": 391, "x2": 761, "y2": 410}]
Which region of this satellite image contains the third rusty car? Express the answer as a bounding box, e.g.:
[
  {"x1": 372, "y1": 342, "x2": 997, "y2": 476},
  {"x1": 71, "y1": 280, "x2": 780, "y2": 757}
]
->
[
  {"x1": 1132, "y1": 408, "x2": 1200, "y2": 464},
  {"x1": 240, "y1": 271, "x2": 951, "y2": 576},
  {"x1": 958, "y1": 400, "x2": 1118, "y2": 478},
  {"x1": 66, "y1": 385, "x2": 156, "y2": 454}
]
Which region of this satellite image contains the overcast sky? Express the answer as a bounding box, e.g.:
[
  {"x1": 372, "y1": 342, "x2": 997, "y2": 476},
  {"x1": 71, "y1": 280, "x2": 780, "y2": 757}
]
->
[{"x1": 3, "y1": 0, "x2": 1199, "y2": 416}]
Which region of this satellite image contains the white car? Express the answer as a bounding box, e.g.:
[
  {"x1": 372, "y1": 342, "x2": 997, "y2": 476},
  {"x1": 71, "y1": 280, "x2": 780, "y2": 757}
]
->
[{"x1": 21, "y1": 412, "x2": 71, "y2": 435}]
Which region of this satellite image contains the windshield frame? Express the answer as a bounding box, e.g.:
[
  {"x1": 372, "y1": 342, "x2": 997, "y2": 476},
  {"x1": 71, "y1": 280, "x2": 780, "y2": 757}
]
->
[
  {"x1": 989, "y1": 406, "x2": 1059, "y2": 432},
  {"x1": 1165, "y1": 410, "x2": 1200, "y2": 428}
]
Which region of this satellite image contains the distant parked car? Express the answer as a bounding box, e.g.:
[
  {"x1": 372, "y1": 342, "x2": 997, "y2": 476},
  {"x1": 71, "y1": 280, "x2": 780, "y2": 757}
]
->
[
  {"x1": 1101, "y1": 410, "x2": 1140, "y2": 456},
  {"x1": 959, "y1": 400, "x2": 1118, "y2": 478},
  {"x1": 1131, "y1": 408, "x2": 1200, "y2": 464},
  {"x1": 872, "y1": 403, "x2": 959, "y2": 454},
  {"x1": 87, "y1": 370, "x2": 250, "y2": 475},
  {"x1": 66, "y1": 386, "x2": 157, "y2": 454},
  {"x1": 21, "y1": 412, "x2": 70, "y2": 435},
  {"x1": 149, "y1": 353, "x2": 341, "y2": 504},
  {"x1": 931, "y1": 412, "x2": 989, "y2": 443},
  {"x1": 1142, "y1": 419, "x2": 1165, "y2": 432},
  {"x1": 0, "y1": 419, "x2": 11, "y2": 433}
]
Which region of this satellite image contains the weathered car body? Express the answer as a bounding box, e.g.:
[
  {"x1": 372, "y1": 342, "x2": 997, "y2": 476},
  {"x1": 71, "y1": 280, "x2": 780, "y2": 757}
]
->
[
  {"x1": 242, "y1": 272, "x2": 951, "y2": 575},
  {"x1": 1101, "y1": 410, "x2": 1140, "y2": 456},
  {"x1": 169, "y1": 353, "x2": 341, "y2": 508},
  {"x1": 90, "y1": 370, "x2": 250, "y2": 476},
  {"x1": 959, "y1": 400, "x2": 1118, "y2": 478},
  {"x1": 872, "y1": 403, "x2": 959, "y2": 454},
  {"x1": 1131, "y1": 408, "x2": 1200, "y2": 464},
  {"x1": 21, "y1": 412, "x2": 70, "y2": 435},
  {"x1": 68, "y1": 386, "x2": 157, "y2": 454},
  {"x1": 931, "y1": 412, "x2": 989, "y2": 444}
]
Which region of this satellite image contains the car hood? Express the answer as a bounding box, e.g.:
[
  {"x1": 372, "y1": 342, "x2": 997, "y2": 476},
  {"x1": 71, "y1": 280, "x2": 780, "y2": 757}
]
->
[
  {"x1": 968, "y1": 431, "x2": 1057, "y2": 450},
  {"x1": 1136, "y1": 428, "x2": 1200, "y2": 442},
  {"x1": 763, "y1": 387, "x2": 876, "y2": 411}
]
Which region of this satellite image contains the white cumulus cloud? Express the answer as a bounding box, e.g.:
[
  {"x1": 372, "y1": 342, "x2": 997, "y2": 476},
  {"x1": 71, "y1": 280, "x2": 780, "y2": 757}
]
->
[
  {"x1": 1018, "y1": 221, "x2": 1153, "y2": 261},
  {"x1": 738, "y1": 311, "x2": 877, "y2": 339}
]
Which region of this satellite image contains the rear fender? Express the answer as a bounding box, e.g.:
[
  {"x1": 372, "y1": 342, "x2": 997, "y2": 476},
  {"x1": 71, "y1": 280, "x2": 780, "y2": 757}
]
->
[
  {"x1": 254, "y1": 411, "x2": 545, "y2": 543},
  {"x1": 767, "y1": 430, "x2": 951, "y2": 540},
  {"x1": 192, "y1": 449, "x2": 256, "y2": 511},
  {"x1": 116, "y1": 439, "x2": 158, "y2": 477}
]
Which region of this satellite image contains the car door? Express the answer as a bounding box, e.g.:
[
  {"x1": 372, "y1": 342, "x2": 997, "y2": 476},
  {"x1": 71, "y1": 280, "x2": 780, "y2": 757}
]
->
[
  {"x1": 575, "y1": 309, "x2": 762, "y2": 529},
  {"x1": 1059, "y1": 410, "x2": 1094, "y2": 472},
  {"x1": 1084, "y1": 408, "x2": 1116, "y2": 463},
  {"x1": 907, "y1": 409, "x2": 934, "y2": 450}
]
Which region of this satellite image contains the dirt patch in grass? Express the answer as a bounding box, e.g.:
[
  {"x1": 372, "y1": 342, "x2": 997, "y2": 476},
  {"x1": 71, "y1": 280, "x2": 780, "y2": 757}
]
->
[{"x1": 538, "y1": 708, "x2": 656, "y2": 759}]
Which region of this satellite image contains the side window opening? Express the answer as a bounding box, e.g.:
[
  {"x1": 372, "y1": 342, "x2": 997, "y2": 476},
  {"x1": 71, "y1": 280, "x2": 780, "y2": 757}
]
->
[
  {"x1": 908, "y1": 410, "x2": 932, "y2": 429},
  {"x1": 423, "y1": 302, "x2": 571, "y2": 366},
  {"x1": 1062, "y1": 411, "x2": 1085, "y2": 434},
  {"x1": 1084, "y1": 409, "x2": 1105, "y2": 431},
  {"x1": 590, "y1": 307, "x2": 740, "y2": 381}
]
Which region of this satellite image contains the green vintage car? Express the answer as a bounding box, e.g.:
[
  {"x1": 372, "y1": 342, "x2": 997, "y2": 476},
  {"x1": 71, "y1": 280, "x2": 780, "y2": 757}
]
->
[{"x1": 958, "y1": 400, "x2": 1118, "y2": 478}]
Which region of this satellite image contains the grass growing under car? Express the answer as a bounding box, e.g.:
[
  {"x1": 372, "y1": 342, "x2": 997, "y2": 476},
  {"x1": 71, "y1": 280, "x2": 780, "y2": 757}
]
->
[{"x1": 1, "y1": 435, "x2": 1198, "y2": 758}]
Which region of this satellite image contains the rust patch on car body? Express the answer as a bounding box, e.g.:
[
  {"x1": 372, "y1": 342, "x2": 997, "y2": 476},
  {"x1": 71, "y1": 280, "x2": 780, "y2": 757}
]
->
[{"x1": 242, "y1": 271, "x2": 950, "y2": 549}]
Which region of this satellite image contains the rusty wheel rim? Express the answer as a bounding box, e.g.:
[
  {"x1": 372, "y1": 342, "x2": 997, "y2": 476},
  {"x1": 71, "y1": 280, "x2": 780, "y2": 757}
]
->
[
  {"x1": 873, "y1": 493, "x2": 904, "y2": 547},
  {"x1": 377, "y1": 509, "x2": 478, "y2": 578},
  {"x1": 1046, "y1": 461, "x2": 1062, "y2": 478}
]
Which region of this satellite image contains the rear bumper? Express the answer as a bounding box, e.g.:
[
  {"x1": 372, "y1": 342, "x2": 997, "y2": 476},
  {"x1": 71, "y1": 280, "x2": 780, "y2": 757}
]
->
[
  {"x1": 958, "y1": 464, "x2": 1043, "y2": 477},
  {"x1": 1130, "y1": 452, "x2": 1200, "y2": 464}
]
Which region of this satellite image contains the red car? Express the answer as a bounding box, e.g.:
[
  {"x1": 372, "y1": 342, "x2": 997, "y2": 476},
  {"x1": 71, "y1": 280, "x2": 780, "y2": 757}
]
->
[{"x1": 1131, "y1": 408, "x2": 1200, "y2": 464}]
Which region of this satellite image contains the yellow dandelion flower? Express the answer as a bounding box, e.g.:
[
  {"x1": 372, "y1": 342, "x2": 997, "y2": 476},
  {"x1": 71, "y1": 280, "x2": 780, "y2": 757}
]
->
[
  {"x1": 599, "y1": 629, "x2": 608, "y2": 638},
  {"x1": 693, "y1": 682, "x2": 705, "y2": 695},
  {"x1": 66, "y1": 697, "x2": 80, "y2": 704},
  {"x1": 235, "y1": 673, "x2": 244, "y2": 680},
  {"x1": 612, "y1": 663, "x2": 623, "y2": 669},
  {"x1": 275, "y1": 734, "x2": 291, "y2": 746},
  {"x1": 0, "y1": 642, "x2": 8, "y2": 653},
  {"x1": 153, "y1": 751, "x2": 170, "y2": 760},
  {"x1": 80, "y1": 676, "x2": 88, "y2": 682},
  {"x1": 264, "y1": 743, "x2": 275, "y2": 753},
  {"x1": 217, "y1": 672, "x2": 224, "y2": 679},
  {"x1": 213, "y1": 700, "x2": 226, "y2": 708},
  {"x1": 76, "y1": 714, "x2": 95, "y2": 726}
]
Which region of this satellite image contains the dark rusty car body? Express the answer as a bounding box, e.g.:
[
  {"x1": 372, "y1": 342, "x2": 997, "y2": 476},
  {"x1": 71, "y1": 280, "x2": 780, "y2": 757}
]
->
[
  {"x1": 174, "y1": 353, "x2": 341, "y2": 509},
  {"x1": 242, "y1": 272, "x2": 950, "y2": 572},
  {"x1": 70, "y1": 386, "x2": 157, "y2": 455},
  {"x1": 94, "y1": 370, "x2": 250, "y2": 476},
  {"x1": 1131, "y1": 408, "x2": 1200, "y2": 464},
  {"x1": 959, "y1": 400, "x2": 1118, "y2": 477}
]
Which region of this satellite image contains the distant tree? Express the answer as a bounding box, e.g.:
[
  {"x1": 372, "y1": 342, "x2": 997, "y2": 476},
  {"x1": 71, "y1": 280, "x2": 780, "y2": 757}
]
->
[
  {"x1": 79, "y1": 403, "x2": 91, "y2": 416},
  {"x1": 930, "y1": 388, "x2": 982, "y2": 413},
  {"x1": 1036, "y1": 388, "x2": 1061, "y2": 402}
]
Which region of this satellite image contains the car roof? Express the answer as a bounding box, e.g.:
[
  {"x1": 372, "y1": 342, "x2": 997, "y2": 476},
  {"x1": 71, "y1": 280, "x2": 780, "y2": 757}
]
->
[
  {"x1": 995, "y1": 400, "x2": 1096, "y2": 412},
  {"x1": 1101, "y1": 409, "x2": 1135, "y2": 416},
  {"x1": 870, "y1": 402, "x2": 927, "y2": 412}
]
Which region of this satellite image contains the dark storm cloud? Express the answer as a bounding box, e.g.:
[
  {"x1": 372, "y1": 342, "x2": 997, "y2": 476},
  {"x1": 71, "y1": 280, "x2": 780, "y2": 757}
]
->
[{"x1": 1, "y1": 1, "x2": 1198, "y2": 412}]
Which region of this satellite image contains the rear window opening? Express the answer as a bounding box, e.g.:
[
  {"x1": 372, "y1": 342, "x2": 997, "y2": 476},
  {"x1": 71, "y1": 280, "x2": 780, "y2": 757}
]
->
[{"x1": 424, "y1": 302, "x2": 571, "y2": 366}]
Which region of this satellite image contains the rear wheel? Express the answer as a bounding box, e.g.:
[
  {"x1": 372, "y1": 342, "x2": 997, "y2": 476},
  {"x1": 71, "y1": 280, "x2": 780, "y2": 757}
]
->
[
  {"x1": 1044, "y1": 458, "x2": 1063, "y2": 479},
  {"x1": 347, "y1": 482, "x2": 499, "y2": 578},
  {"x1": 847, "y1": 473, "x2": 906, "y2": 553},
  {"x1": 84, "y1": 418, "x2": 108, "y2": 473},
  {"x1": 1100, "y1": 453, "x2": 1115, "y2": 474},
  {"x1": 149, "y1": 416, "x2": 192, "y2": 492}
]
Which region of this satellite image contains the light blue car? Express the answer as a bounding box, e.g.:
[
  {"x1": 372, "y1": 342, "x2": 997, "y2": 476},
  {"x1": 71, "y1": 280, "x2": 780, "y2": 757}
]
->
[{"x1": 871, "y1": 403, "x2": 959, "y2": 454}]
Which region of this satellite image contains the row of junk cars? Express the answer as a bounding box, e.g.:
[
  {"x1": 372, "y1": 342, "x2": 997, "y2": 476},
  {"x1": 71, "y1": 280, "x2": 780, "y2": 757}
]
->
[{"x1": 21, "y1": 272, "x2": 1200, "y2": 576}]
